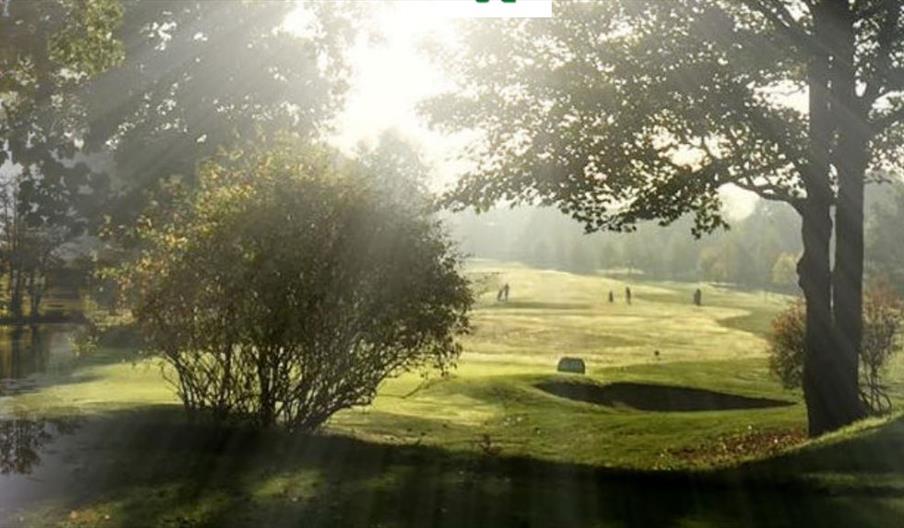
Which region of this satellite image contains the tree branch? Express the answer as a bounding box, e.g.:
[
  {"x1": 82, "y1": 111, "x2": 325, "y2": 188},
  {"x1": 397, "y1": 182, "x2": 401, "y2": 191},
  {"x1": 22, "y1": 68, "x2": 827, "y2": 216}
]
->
[
  {"x1": 861, "y1": 0, "x2": 901, "y2": 105},
  {"x1": 732, "y1": 176, "x2": 796, "y2": 203},
  {"x1": 740, "y1": 0, "x2": 820, "y2": 56}
]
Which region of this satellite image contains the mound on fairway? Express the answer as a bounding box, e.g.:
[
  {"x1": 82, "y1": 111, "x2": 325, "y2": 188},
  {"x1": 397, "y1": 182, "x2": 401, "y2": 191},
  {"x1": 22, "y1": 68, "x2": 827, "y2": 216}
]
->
[{"x1": 536, "y1": 380, "x2": 794, "y2": 412}]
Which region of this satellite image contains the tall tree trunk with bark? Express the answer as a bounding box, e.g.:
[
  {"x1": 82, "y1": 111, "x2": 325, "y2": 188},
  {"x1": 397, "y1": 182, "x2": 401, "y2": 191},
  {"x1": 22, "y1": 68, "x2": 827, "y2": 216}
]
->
[
  {"x1": 828, "y1": 0, "x2": 869, "y2": 425},
  {"x1": 799, "y1": 2, "x2": 857, "y2": 435},
  {"x1": 799, "y1": 195, "x2": 843, "y2": 435},
  {"x1": 800, "y1": 1, "x2": 867, "y2": 436}
]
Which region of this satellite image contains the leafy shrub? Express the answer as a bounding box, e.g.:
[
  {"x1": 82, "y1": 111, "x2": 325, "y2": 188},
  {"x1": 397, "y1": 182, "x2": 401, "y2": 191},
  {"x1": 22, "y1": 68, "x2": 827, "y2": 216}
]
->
[
  {"x1": 123, "y1": 144, "x2": 473, "y2": 431},
  {"x1": 767, "y1": 299, "x2": 806, "y2": 390},
  {"x1": 767, "y1": 281, "x2": 904, "y2": 414},
  {"x1": 861, "y1": 280, "x2": 904, "y2": 413}
]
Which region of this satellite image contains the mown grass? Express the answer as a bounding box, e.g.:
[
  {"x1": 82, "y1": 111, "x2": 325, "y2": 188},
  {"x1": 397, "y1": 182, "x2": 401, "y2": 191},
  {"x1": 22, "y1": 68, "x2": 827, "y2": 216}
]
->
[
  {"x1": 7, "y1": 407, "x2": 904, "y2": 528},
  {"x1": 3, "y1": 260, "x2": 904, "y2": 527}
]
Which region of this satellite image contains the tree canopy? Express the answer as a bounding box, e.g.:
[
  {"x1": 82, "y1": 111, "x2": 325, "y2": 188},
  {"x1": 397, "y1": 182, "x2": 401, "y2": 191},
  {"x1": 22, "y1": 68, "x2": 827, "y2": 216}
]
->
[
  {"x1": 1, "y1": 0, "x2": 125, "y2": 318},
  {"x1": 428, "y1": 1, "x2": 903, "y2": 230},
  {"x1": 80, "y1": 1, "x2": 354, "y2": 232},
  {"x1": 426, "y1": 0, "x2": 904, "y2": 435},
  {"x1": 1, "y1": 0, "x2": 124, "y2": 227}
]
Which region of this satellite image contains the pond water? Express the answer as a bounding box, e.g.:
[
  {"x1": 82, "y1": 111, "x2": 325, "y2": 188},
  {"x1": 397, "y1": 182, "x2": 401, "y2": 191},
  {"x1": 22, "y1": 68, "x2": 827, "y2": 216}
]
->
[
  {"x1": 0, "y1": 324, "x2": 78, "y2": 498},
  {"x1": 0, "y1": 325, "x2": 80, "y2": 395},
  {"x1": 0, "y1": 416, "x2": 87, "y2": 520}
]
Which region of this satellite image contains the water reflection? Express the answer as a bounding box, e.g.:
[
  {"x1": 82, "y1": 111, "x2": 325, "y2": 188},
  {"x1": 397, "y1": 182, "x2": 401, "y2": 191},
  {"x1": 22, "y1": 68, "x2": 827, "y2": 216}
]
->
[
  {"x1": 0, "y1": 325, "x2": 77, "y2": 392},
  {"x1": 0, "y1": 416, "x2": 80, "y2": 475},
  {"x1": 0, "y1": 325, "x2": 80, "y2": 475}
]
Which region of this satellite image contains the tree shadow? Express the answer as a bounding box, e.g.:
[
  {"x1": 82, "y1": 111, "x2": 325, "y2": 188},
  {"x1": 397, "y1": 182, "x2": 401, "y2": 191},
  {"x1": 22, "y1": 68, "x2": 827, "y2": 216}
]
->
[
  {"x1": 738, "y1": 416, "x2": 904, "y2": 479},
  {"x1": 3, "y1": 407, "x2": 904, "y2": 527},
  {"x1": 535, "y1": 380, "x2": 795, "y2": 412}
]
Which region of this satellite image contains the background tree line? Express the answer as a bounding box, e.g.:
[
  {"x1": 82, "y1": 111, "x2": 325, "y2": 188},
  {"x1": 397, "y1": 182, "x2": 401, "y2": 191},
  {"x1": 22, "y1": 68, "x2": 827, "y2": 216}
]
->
[{"x1": 450, "y1": 179, "x2": 904, "y2": 295}]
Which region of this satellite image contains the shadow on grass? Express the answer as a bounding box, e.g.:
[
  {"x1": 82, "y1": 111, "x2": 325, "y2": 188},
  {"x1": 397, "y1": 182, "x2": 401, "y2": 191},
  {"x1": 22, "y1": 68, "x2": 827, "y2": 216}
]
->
[
  {"x1": 536, "y1": 380, "x2": 794, "y2": 412},
  {"x1": 1, "y1": 406, "x2": 902, "y2": 527},
  {"x1": 740, "y1": 417, "x2": 904, "y2": 483}
]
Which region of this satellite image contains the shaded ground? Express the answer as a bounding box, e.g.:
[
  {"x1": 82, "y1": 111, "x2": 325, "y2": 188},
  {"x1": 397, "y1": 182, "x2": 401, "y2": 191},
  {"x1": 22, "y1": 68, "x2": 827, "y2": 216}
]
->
[
  {"x1": 1, "y1": 407, "x2": 903, "y2": 527},
  {"x1": 535, "y1": 380, "x2": 794, "y2": 412}
]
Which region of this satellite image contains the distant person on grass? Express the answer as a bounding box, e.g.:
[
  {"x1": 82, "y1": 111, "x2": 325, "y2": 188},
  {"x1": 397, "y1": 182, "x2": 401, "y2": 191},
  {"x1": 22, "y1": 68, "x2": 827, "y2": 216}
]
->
[
  {"x1": 608, "y1": 290, "x2": 614, "y2": 303},
  {"x1": 625, "y1": 286, "x2": 632, "y2": 305},
  {"x1": 497, "y1": 283, "x2": 510, "y2": 302},
  {"x1": 693, "y1": 288, "x2": 702, "y2": 306}
]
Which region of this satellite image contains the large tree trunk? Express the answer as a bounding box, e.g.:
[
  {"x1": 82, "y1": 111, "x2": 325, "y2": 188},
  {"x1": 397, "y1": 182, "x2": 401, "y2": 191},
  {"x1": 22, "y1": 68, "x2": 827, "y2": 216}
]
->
[
  {"x1": 799, "y1": 198, "x2": 848, "y2": 436},
  {"x1": 829, "y1": 0, "x2": 868, "y2": 424},
  {"x1": 831, "y1": 134, "x2": 868, "y2": 427},
  {"x1": 799, "y1": 1, "x2": 864, "y2": 436}
]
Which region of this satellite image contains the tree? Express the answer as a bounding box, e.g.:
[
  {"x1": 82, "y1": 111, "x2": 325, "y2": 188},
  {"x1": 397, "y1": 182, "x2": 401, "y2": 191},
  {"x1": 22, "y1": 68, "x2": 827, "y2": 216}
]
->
[
  {"x1": 739, "y1": 201, "x2": 799, "y2": 290},
  {"x1": 860, "y1": 279, "x2": 904, "y2": 413},
  {"x1": 597, "y1": 240, "x2": 621, "y2": 272},
  {"x1": 772, "y1": 253, "x2": 801, "y2": 292},
  {"x1": 768, "y1": 299, "x2": 807, "y2": 390},
  {"x1": 665, "y1": 233, "x2": 701, "y2": 281},
  {"x1": 698, "y1": 239, "x2": 756, "y2": 286},
  {"x1": 768, "y1": 282, "x2": 904, "y2": 415},
  {"x1": 1, "y1": 0, "x2": 124, "y2": 319},
  {"x1": 427, "y1": 0, "x2": 904, "y2": 435},
  {"x1": 122, "y1": 142, "x2": 473, "y2": 431},
  {"x1": 80, "y1": 0, "x2": 354, "y2": 236},
  {"x1": 356, "y1": 130, "x2": 432, "y2": 212}
]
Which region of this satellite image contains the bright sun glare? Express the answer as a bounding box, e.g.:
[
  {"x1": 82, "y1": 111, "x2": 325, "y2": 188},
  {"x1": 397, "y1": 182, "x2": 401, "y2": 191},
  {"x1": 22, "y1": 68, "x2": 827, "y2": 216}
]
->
[
  {"x1": 286, "y1": 2, "x2": 473, "y2": 191},
  {"x1": 286, "y1": 1, "x2": 758, "y2": 215}
]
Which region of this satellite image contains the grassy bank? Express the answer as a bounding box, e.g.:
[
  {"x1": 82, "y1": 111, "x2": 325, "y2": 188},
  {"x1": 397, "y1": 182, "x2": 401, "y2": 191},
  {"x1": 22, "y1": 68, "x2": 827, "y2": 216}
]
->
[{"x1": 3, "y1": 261, "x2": 904, "y2": 526}]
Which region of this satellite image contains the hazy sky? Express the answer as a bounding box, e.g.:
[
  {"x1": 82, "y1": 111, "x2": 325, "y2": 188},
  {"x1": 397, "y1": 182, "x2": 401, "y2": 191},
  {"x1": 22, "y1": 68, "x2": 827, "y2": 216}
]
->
[
  {"x1": 300, "y1": 2, "x2": 759, "y2": 220},
  {"x1": 323, "y1": 3, "x2": 475, "y2": 192}
]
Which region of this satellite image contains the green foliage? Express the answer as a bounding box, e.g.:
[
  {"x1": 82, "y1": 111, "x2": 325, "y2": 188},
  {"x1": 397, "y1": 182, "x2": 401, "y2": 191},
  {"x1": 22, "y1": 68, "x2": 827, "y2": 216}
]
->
[
  {"x1": 771, "y1": 253, "x2": 799, "y2": 291},
  {"x1": 83, "y1": 0, "x2": 355, "y2": 235},
  {"x1": 0, "y1": 0, "x2": 124, "y2": 95},
  {"x1": 427, "y1": 2, "x2": 904, "y2": 232},
  {"x1": 0, "y1": 0, "x2": 124, "y2": 318},
  {"x1": 699, "y1": 240, "x2": 755, "y2": 285},
  {"x1": 425, "y1": 1, "x2": 805, "y2": 234},
  {"x1": 768, "y1": 285, "x2": 904, "y2": 414},
  {"x1": 0, "y1": 0, "x2": 123, "y2": 172},
  {"x1": 48, "y1": 0, "x2": 126, "y2": 78},
  {"x1": 861, "y1": 280, "x2": 904, "y2": 414},
  {"x1": 767, "y1": 299, "x2": 807, "y2": 390},
  {"x1": 452, "y1": 200, "x2": 805, "y2": 286},
  {"x1": 122, "y1": 143, "x2": 473, "y2": 431}
]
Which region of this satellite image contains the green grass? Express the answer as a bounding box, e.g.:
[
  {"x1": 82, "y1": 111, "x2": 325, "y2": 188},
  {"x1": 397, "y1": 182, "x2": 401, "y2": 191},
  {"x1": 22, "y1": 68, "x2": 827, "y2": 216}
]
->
[{"x1": 3, "y1": 260, "x2": 904, "y2": 527}]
